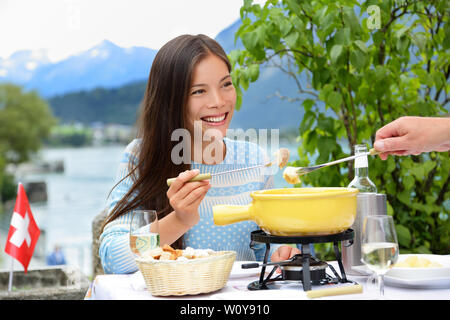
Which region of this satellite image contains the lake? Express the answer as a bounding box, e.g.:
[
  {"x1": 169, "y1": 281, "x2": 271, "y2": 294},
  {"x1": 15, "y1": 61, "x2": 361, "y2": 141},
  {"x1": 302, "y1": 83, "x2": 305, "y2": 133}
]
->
[{"x1": 0, "y1": 142, "x2": 299, "y2": 276}]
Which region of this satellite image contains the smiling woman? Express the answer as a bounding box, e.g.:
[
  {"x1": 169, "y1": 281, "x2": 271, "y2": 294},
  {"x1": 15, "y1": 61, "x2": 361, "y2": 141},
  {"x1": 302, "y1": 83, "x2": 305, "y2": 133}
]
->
[
  {"x1": 186, "y1": 54, "x2": 236, "y2": 164},
  {"x1": 99, "y1": 34, "x2": 276, "y2": 274}
]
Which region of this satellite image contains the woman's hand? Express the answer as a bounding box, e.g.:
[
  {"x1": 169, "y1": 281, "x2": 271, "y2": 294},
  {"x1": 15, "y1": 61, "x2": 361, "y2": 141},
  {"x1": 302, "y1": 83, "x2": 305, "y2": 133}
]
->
[
  {"x1": 166, "y1": 169, "x2": 211, "y2": 228},
  {"x1": 271, "y1": 245, "x2": 301, "y2": 273}
]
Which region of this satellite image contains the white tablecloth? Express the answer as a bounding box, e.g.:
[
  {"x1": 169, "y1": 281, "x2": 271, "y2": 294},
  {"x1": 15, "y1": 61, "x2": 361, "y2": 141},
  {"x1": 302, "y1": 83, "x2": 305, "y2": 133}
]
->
[{"x1": 85, "y1": 261, "x2": 450, "y2": 300}]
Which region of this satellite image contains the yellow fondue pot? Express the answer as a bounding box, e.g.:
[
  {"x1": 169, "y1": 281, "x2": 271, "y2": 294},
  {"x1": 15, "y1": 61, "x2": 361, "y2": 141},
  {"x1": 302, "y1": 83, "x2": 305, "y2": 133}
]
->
[{"x1": 213, "y1": 188, "x2": 359, "y2": 236}]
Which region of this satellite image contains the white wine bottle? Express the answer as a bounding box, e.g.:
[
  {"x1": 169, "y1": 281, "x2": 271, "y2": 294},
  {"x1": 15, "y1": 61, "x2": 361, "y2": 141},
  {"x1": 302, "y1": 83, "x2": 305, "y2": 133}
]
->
[{"x1": 348, "y1": 144, "x2": 377, "y2": 192}]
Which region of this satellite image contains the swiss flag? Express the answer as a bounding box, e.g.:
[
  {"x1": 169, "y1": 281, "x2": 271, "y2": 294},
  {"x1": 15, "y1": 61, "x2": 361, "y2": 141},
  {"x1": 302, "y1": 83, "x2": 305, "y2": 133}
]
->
[{"x1": 4, "y1": 183, "x2": 40, "y2": 273}]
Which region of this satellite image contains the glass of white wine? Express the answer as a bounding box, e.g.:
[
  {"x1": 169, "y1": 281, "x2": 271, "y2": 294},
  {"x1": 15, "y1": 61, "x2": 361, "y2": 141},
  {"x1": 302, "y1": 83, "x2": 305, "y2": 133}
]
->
[
  {"x1": 129, "y1": 210, "x2": 160, "y2": 258},
  {"x1": 361, "y1": 215, "x2": 399, "y2": 299}
]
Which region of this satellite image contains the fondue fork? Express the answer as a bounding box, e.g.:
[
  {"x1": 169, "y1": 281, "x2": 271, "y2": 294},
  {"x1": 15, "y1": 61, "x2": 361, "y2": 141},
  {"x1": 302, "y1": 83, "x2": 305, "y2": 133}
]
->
[
  {"x1": 294, "y1": 148, "x2": 380, "y2": 176},
  {"x1": 166, "y1": 162, "x2": 273, "y2": 187},
  {"x1": 166, "y1": 148, "x2": 290, "y2": 187}
]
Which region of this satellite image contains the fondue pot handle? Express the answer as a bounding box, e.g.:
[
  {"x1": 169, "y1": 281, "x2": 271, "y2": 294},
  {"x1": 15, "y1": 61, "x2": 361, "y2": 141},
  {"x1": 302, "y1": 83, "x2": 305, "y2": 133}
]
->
[
  {"x1": 213, "y1": 204, "x2": 252, "y2": 226},
  {"x1": 167, "y1": 173, "x2": 212, "y2": 187}
]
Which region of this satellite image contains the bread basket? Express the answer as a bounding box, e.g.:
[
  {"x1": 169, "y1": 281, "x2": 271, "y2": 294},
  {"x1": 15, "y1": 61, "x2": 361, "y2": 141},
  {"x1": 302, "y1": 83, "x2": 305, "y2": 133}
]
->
[{"x1": 135, "y1": 251, "x2": 236, "y2": 296}]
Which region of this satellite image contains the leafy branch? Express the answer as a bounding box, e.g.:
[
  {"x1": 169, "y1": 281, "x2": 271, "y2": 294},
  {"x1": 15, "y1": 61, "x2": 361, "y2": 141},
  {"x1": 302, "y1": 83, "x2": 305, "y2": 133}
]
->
[{"x1": 232, "y1": 0, "x2": 450, "y2": 255}]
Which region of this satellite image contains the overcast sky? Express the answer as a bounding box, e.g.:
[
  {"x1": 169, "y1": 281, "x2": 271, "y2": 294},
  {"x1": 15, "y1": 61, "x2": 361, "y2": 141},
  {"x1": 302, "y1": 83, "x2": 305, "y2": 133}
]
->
[{"x1": 0, "y1": 0, "x2": 266, "y2": 62}]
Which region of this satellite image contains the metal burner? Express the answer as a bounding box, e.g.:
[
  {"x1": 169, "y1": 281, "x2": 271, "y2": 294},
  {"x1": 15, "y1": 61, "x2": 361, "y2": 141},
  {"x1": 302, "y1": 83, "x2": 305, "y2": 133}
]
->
[
  {"x1": 243, "y1": 229, "x2": 355, "y2": 291},
  {"x1": 281, "y1": 257, "x2": 328, "y2": 283}
]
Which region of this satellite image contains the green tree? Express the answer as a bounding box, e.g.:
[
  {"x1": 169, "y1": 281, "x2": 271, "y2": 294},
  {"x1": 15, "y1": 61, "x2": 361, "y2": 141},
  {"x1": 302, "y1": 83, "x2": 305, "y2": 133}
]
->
[
  {"x1": 0, "y1": 83, "x2": 56, "y2": 209},
  {"x1": 231, "y1": 0, "x2": 449, "y2": 255},
  {"x1": 45, "y1": 124, "x2": 93, "y2": 147}
]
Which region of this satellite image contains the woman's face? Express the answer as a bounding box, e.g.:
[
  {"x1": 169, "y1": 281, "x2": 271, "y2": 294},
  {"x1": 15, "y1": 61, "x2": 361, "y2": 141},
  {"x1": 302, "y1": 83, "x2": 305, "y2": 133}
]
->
[{"x1": 186, "y1": 54, "x2": 236, "y2": 139}]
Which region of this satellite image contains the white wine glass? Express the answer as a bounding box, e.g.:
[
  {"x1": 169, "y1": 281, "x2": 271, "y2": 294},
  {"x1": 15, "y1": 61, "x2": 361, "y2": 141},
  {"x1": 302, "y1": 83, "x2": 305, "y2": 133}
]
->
[
  {"x1": 361, "y1": 215, "x2": 399, "y2": 299},
  {"x1": 129, "y1": 209, "x2": 160, "y2": 258}
]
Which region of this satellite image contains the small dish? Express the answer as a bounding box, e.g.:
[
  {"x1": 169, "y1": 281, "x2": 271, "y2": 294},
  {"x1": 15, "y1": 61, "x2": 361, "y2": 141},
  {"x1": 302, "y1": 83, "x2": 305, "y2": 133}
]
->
[
  {"x1": 386, "y1": 254, "x2": 450, "y2": 280},
  {"x1": 384, "y1": 275, "x2": 450, "y2": 289}
]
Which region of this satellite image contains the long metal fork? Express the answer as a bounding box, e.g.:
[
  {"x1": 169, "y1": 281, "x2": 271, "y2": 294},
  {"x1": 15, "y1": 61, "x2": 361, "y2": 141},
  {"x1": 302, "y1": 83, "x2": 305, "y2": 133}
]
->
[
  {"x1": 167, "y1": 148, "x2": 290, "y2": 186},
  {"x1": 295, "y1": 148, "x2": 380, "y2": 176}
]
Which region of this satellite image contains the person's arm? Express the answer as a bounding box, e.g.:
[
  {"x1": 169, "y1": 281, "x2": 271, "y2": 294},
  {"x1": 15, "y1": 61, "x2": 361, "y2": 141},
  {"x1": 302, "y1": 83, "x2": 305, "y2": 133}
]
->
[
  {"x1": 99, "y1": 144, "x2": 210, "y2": 274},
  {"x1": 99, "y1": 142, "x2": 142, "y2": 274},
  {"x1": 132, "y1": 169, "x2": 211, "y2": 249},
  {"x1": 374, "y1": 116, "x2": 450, "y2": 160}
]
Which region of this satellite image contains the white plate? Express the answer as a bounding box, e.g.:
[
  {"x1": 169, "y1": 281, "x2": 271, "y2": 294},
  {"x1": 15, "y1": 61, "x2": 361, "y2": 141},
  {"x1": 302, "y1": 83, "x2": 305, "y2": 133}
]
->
[
  {"x1": 384, "y1": 275, "x2": 450, "y2": 289},
  {"x1": 229, "y1": 261, "x2": 264, "y2": 279},
  {"x1": 384, "y1": 254, "x2": 450, "y2": 289},
  {"x1": 386, "y1": 254, "x2": 450, "y2": 279}
]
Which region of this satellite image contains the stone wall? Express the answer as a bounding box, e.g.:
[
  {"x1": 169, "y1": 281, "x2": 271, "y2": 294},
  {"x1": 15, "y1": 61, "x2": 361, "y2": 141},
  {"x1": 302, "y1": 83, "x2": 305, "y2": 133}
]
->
[
  {"x1": 92, "y1": 208, "x2": 108, "y2": 278},
  {"x1": 0, "y1": 266, "x2": 90, "y2": 300},
  {"x1": 0, "y1": 207, "x2": 109, "y2": 300}
]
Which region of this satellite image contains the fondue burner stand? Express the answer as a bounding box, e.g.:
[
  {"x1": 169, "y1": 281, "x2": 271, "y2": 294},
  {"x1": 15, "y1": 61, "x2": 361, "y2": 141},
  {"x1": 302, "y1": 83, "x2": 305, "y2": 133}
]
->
[{"x1": 243, "y1": 229, "x2": 355, "y2": 291}]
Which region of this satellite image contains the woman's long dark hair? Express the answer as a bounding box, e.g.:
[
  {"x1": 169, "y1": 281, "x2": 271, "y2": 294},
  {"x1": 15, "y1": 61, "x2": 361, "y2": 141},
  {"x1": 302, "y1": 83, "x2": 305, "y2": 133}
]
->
[{"x1": 102, "y1": 34, "x2": 231, "y2": 249}]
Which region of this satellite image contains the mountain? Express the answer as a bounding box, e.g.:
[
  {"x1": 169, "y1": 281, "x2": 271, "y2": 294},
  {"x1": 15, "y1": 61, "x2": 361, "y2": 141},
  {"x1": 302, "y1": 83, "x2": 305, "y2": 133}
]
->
[
  {"x1": 0, "y1": 49, "x2": 51, "y2": 83},
  {"x1": 0, "y1": 40, "x2": 157, "y2": 97},
  {"x1": 215, "y1": 19, "x2": 304, "y2": 130},
  {"x1": 5, "y1": 18, "x2": 307, "y2": 130}
]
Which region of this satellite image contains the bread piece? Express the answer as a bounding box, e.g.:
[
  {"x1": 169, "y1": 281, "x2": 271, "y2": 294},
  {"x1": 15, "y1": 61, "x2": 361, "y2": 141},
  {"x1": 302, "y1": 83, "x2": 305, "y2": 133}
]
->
[
  {"x1": 145, "y1": 246, "x2": 217, "y2": 261},
  {"x1": 194, "y1": 249, "x2": 210, "y2": 258},
  {"x1": 183, "y1": 247, "x2": 196, "y2": 259},
  {"x1": 162, "y1": 244, "x2": 176, "y2": 253},
  {"x1": 175, "y1": 249, "x2": 183, "y2": 258},
  {"x1": 159, "y1": 251, "x2": 173, "y2": 261},
  {"x1": 283, "y1": 166, "x2": 301, "y2": 184},
  {"x1": 147, "y1": 247, "x2": 163, "y2": 259},
  {"x1": 276, "y1": 148, "x2": 290, "y2": 168},
  {"x1": 176, "y1": 256, "x2": 189, "y2": 261}
]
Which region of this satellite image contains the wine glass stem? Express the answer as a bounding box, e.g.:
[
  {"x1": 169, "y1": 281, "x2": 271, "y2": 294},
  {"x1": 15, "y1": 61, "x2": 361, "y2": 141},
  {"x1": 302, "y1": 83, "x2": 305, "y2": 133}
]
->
[{"x1": 378, "y1": 274, "x2": 384, "y2": 297}]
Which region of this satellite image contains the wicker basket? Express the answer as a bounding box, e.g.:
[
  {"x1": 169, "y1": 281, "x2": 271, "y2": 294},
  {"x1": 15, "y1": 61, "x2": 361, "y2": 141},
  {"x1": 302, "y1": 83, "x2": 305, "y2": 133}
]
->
[{"x1": 135, "y1": 251, "x2": 236, "y2": 296}]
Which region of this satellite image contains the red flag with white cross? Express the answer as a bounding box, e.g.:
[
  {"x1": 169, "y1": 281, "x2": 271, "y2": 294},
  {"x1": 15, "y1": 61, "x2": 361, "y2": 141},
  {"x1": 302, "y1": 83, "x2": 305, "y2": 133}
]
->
[{"x1": 4, "y1": 183, "x2": 40, "y2": 273}]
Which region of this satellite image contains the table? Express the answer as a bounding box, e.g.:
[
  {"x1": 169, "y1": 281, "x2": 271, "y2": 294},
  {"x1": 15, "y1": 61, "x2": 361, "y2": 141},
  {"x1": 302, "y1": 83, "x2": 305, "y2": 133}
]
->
[{"x1": 85, "y1": 261, "x2": 450, "y2": 300}]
